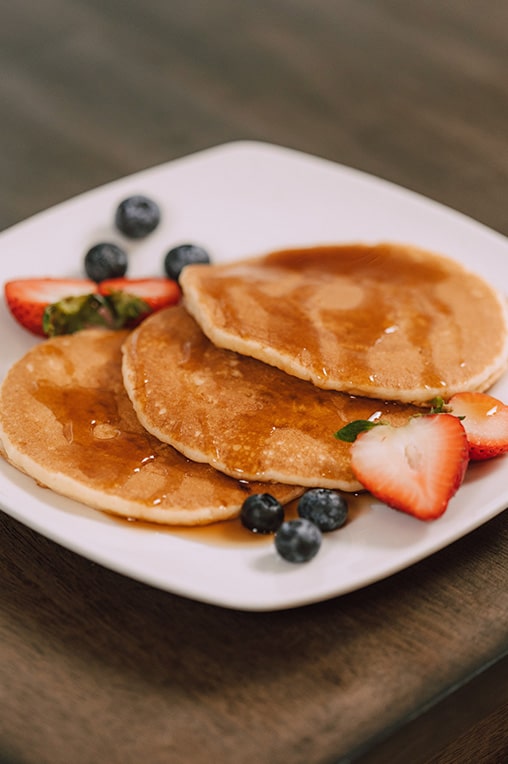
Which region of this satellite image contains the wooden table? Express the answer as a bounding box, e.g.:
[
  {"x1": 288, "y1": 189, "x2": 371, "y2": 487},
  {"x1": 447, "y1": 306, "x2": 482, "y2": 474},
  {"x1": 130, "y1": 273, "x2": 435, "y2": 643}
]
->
[{"x1": 1, "y1": 2, "x2": 507, "y2": 762}]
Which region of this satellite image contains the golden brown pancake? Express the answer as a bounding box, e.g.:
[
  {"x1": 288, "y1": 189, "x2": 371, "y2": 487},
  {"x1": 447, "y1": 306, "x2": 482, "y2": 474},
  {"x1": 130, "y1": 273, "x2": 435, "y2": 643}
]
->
[
  {"x1": 180, "y1": 243, "x2": 508, "y2": 404},
  {"x1": 122, "y1": 306, "x2": 421, "y2": 490},
  {"x1": 0, "y1": 329, "x2": 302, "y2": 525}
]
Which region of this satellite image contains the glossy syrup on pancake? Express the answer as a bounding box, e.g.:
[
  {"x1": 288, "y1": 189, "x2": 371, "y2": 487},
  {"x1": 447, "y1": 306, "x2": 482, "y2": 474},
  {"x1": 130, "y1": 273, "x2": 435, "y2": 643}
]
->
[
  {"x1": 0, "y1": 329, "x2": 302, "y2": 525},
  {"x1": 122, "y1": 305, "x2": 421, "y2": 490},
  {"x1": 180, "y1": 243, "x2": 508, "y2": 403}
]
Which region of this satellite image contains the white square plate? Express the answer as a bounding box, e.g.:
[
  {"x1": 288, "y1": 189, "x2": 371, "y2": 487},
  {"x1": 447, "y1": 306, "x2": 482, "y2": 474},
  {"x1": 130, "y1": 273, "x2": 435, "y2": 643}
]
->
[{"x1": 1, "y1": 141, "x2": 507, "y2": 611}]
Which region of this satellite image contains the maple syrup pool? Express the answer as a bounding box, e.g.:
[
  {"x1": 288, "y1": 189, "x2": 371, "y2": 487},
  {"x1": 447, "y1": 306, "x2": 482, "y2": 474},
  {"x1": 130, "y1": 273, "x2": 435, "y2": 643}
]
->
[{"x1": 106, "y1": 493, "x2": 371, "y2": 547}]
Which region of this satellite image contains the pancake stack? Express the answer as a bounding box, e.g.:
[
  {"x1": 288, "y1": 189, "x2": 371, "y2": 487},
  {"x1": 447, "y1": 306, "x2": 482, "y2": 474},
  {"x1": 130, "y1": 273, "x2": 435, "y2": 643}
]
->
[{"x1": 1, "y1": 243, "x2": 507, "y2": 525}]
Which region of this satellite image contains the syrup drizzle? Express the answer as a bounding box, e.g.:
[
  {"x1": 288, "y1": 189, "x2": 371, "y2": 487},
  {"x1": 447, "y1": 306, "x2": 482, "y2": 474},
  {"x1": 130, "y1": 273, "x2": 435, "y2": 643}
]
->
[{"x1": 184, "y1": 243, "x2": 504, "y2": 396}]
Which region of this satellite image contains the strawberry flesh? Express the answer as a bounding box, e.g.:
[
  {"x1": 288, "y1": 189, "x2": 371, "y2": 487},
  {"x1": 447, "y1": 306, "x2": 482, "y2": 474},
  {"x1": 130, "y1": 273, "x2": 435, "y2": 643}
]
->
[
  {"x1": 448, "y1": 392, "x2": 508, "y2": 461},
  {"x1": 99, "y1": 277, "x2": 181, "y2": 314},
  {"x1": 350, "y1": 414, "x2": 469, "y2": 520}
]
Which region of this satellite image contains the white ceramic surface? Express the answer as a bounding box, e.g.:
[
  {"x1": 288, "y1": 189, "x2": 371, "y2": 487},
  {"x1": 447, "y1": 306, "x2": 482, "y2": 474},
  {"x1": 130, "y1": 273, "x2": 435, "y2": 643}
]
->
[{"x1": 1, "y1": 141, "x2": 507, "y2": 611}]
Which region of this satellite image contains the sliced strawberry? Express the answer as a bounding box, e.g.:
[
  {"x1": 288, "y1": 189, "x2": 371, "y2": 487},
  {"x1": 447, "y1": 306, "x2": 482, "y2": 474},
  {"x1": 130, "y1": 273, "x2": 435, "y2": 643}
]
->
[
  {"x1": 448, "y1": 392, "x2": 508, "y2": 461},
  {"x1": 348, "y1": 414, "x2": 469, "y2": 520},
  {"x1": 4, "y1": 278, "x2": 97, "y2": 336},
  {"x1": 99, "y1": 277, "x2": 181, "y2": 315}
]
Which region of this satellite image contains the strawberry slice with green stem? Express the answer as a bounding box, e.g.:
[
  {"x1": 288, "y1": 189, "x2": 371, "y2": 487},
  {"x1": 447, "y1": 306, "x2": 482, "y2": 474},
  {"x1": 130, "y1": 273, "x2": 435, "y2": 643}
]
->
[
  {"x1": 98, "y1": 277, "x2": 181, "y2": 317},
  {"x1": 4, "y1": 278, "x2": 98, "y2": 336},
  {"x1": 336, "y1": 414, "x2": 469, "y2": 520},
  {"x1": 447, "y1": 392, "x2": 508, "y2": 461},
  {"x1": 5, "y1": 276, "x2": 181, "y2": 337}
]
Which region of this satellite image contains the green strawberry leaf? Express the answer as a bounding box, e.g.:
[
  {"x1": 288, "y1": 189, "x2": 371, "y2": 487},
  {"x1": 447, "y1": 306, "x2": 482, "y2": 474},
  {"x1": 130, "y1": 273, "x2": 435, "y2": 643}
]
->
[
  {"x1": 105, "y1": 290, "x2": 150, "y2": 325},
  {"x1": 42, "y1": 291, "x2": 151, "y2": 336},
  {"x1": 334, "y1": 419, "x2": 383, "y2": 442}
]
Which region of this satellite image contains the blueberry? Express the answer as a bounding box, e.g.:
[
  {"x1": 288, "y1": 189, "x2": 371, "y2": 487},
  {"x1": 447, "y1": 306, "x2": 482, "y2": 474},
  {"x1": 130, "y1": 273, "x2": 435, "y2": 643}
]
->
[
  {"x1": 275, "y1": 519, "x2": 322, "y2": 563},
  {"x1": 240, "y1": 493, "x2": 284, "y2": 534},
  {"x1": 164, "y1": 244, "x2": 211, "y2": 282},
  {"x1": 84, "y1": 242, "x2": 128, "y2": 283},
  {"x1": 297, "y1": 489, "x2": 348, "y2": 532},
  {"x1": 115, "y1": 195, "x2": 160, "y2": 238}
]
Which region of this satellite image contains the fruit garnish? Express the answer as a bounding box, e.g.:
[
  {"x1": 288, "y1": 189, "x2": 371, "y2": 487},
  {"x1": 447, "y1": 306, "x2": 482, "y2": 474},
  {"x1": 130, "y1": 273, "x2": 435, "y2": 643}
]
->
[
  {"x1": 275, "y1": 518, "x2": 322, "y2": 562},
  {"x1": 333, "y1": 419, "x2": 381, "y2": 442},
  {"x1": 98, "y1": 277, "x2": 181, "y2": 315},
  {"x1": 4, "y1": 278, "x2": 98, "y2": 336},
  {"x1": 5, "y1": 276, "x2": 181, "y2": 337},
  {"x1": 297, "y1": 488, "x2": 348, "y2": 532},
  {"x1": 43, "y1": 293, "x2": 117, "y2": 335},
  {"x1": 240, "y1": 493, "x2": 284, "y2": 534},
  {"x1": 115, "y1": 195, "x2": 161, "y2": 239},
  {"x1": 84, "y1": 242, "x2": 128, "y2": 282},
  {"x1": 42, "y1": 292, "x2": 152, "y2": 336},
  {"x1": 335, "y1": 414, "x2": 469, "y2": 520},
  {"x1": 447, "y1": 392, "x2": 508, "y2": 461},
  {"x1": 164, "y1": 243, "x2": 211, "y2": 282}
]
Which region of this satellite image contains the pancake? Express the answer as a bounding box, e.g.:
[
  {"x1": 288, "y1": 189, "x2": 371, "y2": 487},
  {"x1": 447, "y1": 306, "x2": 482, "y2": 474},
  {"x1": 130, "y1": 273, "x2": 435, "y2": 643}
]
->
[
  {"x1": 0, "y1": 329, "x2": 302, "y2": 525},
  {"x1": 180, "y1": 243, "x2": 508, "y2": 404},
  {"x1": 122, "y1": 305, "x2": 421, "y2": 490}
]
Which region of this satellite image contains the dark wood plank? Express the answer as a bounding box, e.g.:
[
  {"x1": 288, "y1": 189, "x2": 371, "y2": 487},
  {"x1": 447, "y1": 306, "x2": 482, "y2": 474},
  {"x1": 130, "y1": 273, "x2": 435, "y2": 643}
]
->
[
  {"x1": 1, "y1": 508, "x2": 508, "y2": 763},
  {"x1": 0, "y1": 1, "x2": 507, "y2": 763},
  {"x1": 0, "y1": 0, "x2": 506, "y2": 233}
]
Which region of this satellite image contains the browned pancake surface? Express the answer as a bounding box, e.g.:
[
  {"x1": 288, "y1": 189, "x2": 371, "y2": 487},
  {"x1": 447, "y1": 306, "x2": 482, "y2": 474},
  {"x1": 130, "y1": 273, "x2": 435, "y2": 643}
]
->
[
  {"x1": 122, "y1": 306, "x2": 421, "y2": 490},
  {"x1": 180, "y1": 243, "x2": 508, "y2": 403},
  {"x1": 0, "y1": 329, "x2": 302, "y2": 525}
]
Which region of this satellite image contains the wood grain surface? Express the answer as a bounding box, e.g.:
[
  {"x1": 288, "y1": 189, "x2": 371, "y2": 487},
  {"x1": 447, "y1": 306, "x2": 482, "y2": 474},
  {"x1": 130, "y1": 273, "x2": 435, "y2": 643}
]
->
[{"x1": 1, "y1": 2, "x2": 507, "y2": 763}]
